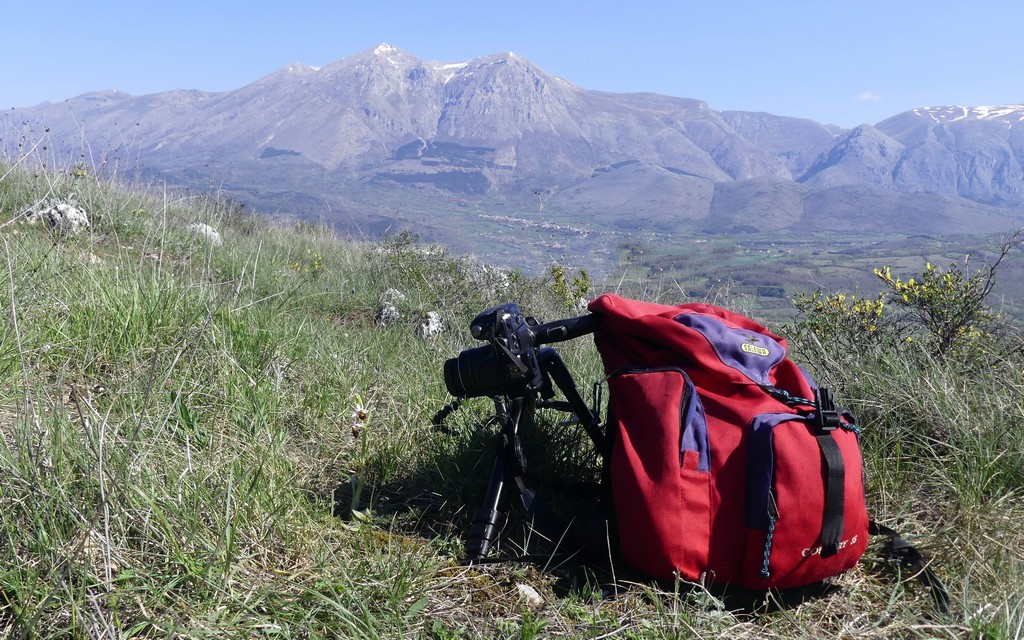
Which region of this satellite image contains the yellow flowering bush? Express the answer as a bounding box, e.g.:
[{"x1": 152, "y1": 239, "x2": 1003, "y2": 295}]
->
[
  {"x1": 794, "y1": 227, "x2": 1022, "y2": 363},
  {"x1": 873, "y1": 262, "x2": 994, "y2": 357},
  {"x1": 792, "y1": 289, "x2": 891, "y2": 353}
]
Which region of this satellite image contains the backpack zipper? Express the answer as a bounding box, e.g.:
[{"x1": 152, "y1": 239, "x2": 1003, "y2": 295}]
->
[{"x1": 759, "y1": 491, "x2": 780, "y2": 579}]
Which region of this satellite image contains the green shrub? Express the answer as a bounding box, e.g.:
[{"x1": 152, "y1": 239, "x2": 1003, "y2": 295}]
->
[{"x1": 794, "y1": 228, "x2": 1024, "y2": 367}]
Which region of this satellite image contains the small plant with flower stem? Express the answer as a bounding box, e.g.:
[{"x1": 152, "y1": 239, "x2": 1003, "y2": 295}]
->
[
  {"x1": 549, "y1": 263, "x2": 591, "y2": 311},
  {"x1": 350, "y1": 396, "x2": 368, "y2": 440},
  {"x1": 347, "y1": 394, "x2": 372, "y2": 521},
  {"x1": 874, "y1": 260, "x2": 1000, "y2": 360},
  {"x1": 792, "y1": 289, "x2": 891, "y2": 354}
]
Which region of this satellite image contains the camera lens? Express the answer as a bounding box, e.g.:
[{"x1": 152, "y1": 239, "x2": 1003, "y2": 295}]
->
[{"x1": 444, "y1": 344, "x2": 503, "y2": 398}]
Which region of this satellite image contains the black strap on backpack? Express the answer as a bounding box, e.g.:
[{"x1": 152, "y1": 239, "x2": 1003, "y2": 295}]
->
[{"x1": 812, "y1": 388, "x2": 846, "y2": 558}]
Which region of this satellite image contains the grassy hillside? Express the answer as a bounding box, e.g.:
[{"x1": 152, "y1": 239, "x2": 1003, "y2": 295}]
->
[{"x1": 1, "y1": 161, "x2": 1023, "y2": 638}]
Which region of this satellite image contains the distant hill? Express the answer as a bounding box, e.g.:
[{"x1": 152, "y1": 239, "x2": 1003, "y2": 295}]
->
[{"x1": 3, "y1": 44, "x2": 1022, "y2": 267}]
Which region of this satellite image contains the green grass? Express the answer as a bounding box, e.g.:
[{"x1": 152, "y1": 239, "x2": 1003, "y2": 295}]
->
[{"x1": 1, "y1": 160, "x2": 1023, "y2": 638}]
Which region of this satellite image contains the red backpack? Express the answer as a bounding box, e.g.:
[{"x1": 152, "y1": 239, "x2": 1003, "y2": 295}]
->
[{"x1": 588, "y1": 293, "x2": 869, "y2": 589}]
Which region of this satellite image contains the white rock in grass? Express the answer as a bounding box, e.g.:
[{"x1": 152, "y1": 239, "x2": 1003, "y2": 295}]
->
[
  {"x1": 377, "y1": 305, "x2": 399, "y2": 327},
  {"x1": 516, "y1": 583, "x2": 544, "y2": 609},
  {"x1": 25, "y1": 201, "x2": 90, "y2": 237},
  {"x1": 420, "y1": 311, "x2": 443, "y2": 338},
  {"x1": 380, "y1": 288, "x2": 406, "y2": 306},
  {"x1": 376, "y1": 289, "x2": 406, "y2": 327},
  {"x1": 185, "y1": 222, "x2": 223, "y2": 246}
]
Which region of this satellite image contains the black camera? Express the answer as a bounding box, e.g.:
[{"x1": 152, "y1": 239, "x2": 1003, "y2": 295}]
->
[
  {"x1": 443, "y1": 304, "x2": 543, "y2": 398},
  {"x1": 443, "y1": 304, "x2": 599, "y2": 399}
]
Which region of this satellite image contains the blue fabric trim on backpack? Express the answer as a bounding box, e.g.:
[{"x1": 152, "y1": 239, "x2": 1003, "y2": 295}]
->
[
  {"x1": 674, "y1": 313, "x2": 785, "y2": 385},
  {"x1": 746, "y1": 413, "x2": 810, "y2": 529},
  {"x1": 680, "y1": 376, "x2": 710, "y2": 472}
]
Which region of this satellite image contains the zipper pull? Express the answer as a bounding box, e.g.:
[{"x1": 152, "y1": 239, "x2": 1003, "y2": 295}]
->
[{"x1": 760, "y1": 491, "x2": 779, "y2": 579}]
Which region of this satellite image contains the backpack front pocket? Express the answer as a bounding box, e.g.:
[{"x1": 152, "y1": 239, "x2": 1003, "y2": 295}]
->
[
  {"x1": 608, "y1": 368, "x2": 711, "y2": 580},
  {"x1": 741, "y1": 412, "x2": 869, "y2": 588}
]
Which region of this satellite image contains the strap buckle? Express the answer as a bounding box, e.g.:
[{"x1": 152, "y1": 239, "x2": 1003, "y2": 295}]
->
[{"x1": 814, "y1": 387, "x2": 842, "y2": 432}]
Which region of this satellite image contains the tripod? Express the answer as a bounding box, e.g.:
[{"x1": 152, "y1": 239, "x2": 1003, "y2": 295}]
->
[{"x1": 463, "y1": 347, "x2": 603, "y2": 563}]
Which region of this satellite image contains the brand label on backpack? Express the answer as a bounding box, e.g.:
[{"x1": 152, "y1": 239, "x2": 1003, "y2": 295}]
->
[
  {"x1": 802, "y1": 535, "x2": 858, "y2": 557},
  {"x1": 673, "y1": 312, "x2": 785, "y2": 384},
  {"x1": 741, "y1": 342, "x2": 771, "y2": 357}
]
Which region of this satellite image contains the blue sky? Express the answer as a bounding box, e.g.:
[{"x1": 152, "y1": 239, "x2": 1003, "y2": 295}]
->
[{"x1": 3, "y1": 1, "x2": 1021, "y2": 128}]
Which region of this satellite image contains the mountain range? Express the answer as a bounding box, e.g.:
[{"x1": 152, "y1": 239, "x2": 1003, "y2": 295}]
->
[{"x1": 3, "y1": 43, "x2": 1022, "y2": 270}]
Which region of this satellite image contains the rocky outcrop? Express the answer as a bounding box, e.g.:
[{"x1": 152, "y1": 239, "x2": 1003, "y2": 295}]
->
[
  {"x1": 185, "y1": 222, "x2": 223, "y2": 246},
  {"x1": 24, "y1": 200, "x2": 90, "y2": 237}
]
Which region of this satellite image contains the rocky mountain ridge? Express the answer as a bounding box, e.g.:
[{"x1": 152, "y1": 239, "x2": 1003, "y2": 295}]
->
[{"x1": 3, "y1": 44, "x2": 1022, "y2": 255}]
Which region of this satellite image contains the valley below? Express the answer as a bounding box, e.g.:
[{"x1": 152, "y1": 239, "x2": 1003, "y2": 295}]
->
[{"x1": 303, "y1": 181, "x2": 1024, "y2": 319}]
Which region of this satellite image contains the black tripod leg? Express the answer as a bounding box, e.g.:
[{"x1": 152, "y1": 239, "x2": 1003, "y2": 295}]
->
[
  {"x1": 538, "y1": 348, "x2": 605, "y2": 452},
  {"x1": 464, "y1": 446, "x2": 507, "y2": 563},
  {"x1": 464, "y1": 397, "x2": 523, "y2": 563}
]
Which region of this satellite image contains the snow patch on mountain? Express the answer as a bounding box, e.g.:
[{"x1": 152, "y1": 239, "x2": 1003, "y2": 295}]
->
[
  {"x1": 913, "y1": 105, "x2": 1024, "y2": 123},
  {"x1": 433, "y1": 61, "x2": 470, "y2": 83},
  {"x1": 284, "y1": 63, "x2": 318, "y2": 74}
]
